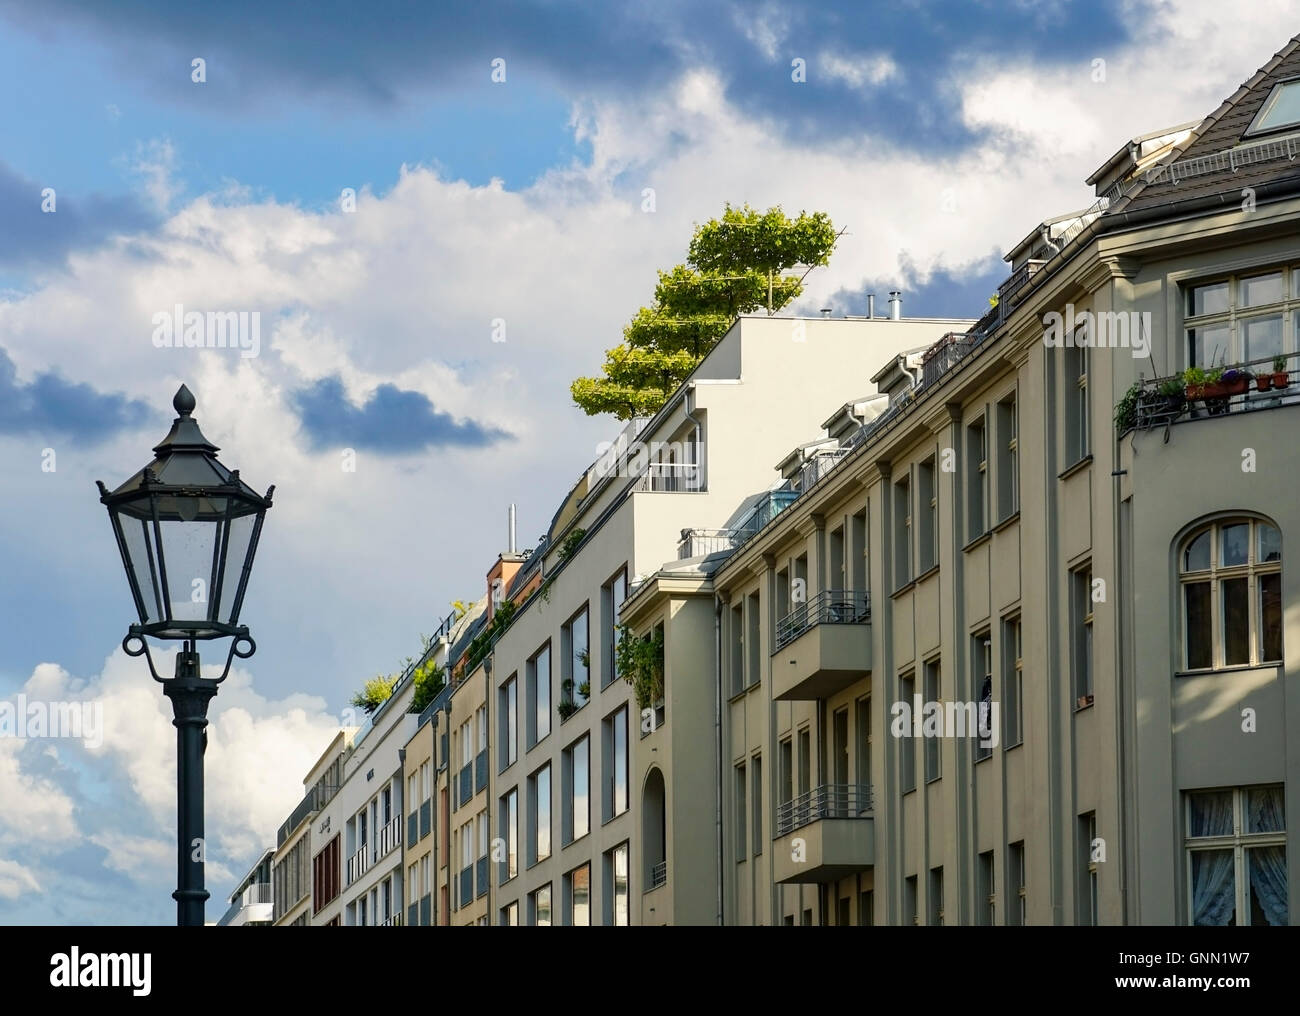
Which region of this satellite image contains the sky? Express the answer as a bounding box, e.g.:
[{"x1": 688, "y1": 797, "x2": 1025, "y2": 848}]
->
[{"x1": 0, "y1": 0, "x2": 1293, "y2": 924}]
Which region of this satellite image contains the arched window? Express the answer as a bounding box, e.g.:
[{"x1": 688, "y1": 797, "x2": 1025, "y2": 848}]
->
[{"x1": 1180, "y1": 518, "x2": 1282, "y2": 670}]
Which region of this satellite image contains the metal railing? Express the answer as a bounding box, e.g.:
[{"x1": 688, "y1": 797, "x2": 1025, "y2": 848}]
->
[
  {"x1": 774, "y1": 589, "x2": 871, "y2": 651},
  {"x1": 346, "y1": 844, "x2": 370, "y2": 885},
  {"x1": 376, "y1": 815, "x2": 402, "y2": 862},
  {"x1": 649, "y1": 861, "x2": 667, "y2": 889},
  {"x1": 379, "y1": 913, "x2": 403, "y2": 927},
  {"x1": 798, "y1": 448, "x2": 851, "y2": 491},
  {"x1": 922, "y1": 331, "x2": 984, "y2": 388},
  {"x1": 1127, "y1": 352, "x2": 1300, "y2": 433},
  {"x1": 277, "y1": 782, "x2": 339, "y2": 846},
  {"x1": 776, "y1": 783, "x2": 874, "y2": 837},
  {"x1": 632, "y1": 461, "x2": 704, "y2": 492},
  {"x1": 678, "y1": 527, "x2": 749, "y2": 559}
]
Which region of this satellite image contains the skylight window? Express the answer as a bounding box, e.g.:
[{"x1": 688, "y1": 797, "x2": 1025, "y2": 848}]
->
[{"x1": 1245, "y1": 79, "x2": 1300, "y2": 136}]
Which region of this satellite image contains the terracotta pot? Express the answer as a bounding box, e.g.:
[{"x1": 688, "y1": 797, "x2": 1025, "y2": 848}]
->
[
  {"x1": 1273, "y1": 372, "x2": 1290, "y2": 389},
  {"x1": 1256, "y1": 375, "x2": 1272, "y2": 392},
  {"x1": 1188, "y1": 377, "x2": 1248, "y2": 400}
]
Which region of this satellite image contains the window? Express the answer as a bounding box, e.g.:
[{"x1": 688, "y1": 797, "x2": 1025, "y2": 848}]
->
[
  {"x1": 1186, "y1": 785, "x2": 1287, "y2": 925},
  {"x1": 929, "y1": 867, "x2": 944, "y2": 925},
  {"x1": 851, "y1": 509, "x2": 868, "y2": 592},
  {"x1": 529, "y1": 883, "x2": 552, "y2": 927},
  {"x1": 923, "y1": 659, "x2": 941, "y2": 782},
  {"x1": 893, "y1": 472, "x2": 912, "y2": 586},
  {"x1": 966, "y1": 415, "x2": 987, "y2": 541},
  {"x1": 1184, "y1": 268, "x2": 1300, "y2": 373},
  {"x1": 752, "y1": 754, "x2": 763, "y2": 856},
  {"x1": 527, "y1": 644, "x2": 551, "y2": 747},
  {"x1": 604, "y1": 706, "x2": 629, "y2": 821},
  {"x1": 858, "y1": 890, "x2": 874, "y2": 926},
  {"x1": 501, "y1": 901, "x2": 518, "y2": 926},
  {"x1": 499, "y1": 789, "x2": 518, "y2": 883},
  {"x1": 904, "y1": 875, "x2": 918, "y2": 926},
  {"x1": 529, "y1": 764, "x2": 551, "y2": 865},
  {"x1": 974, "y1": 632, "x2": 993, "y2": 761},
  {"x1": 602, "y1": 567, "x2": 628, "y2": 688},
  {"x1": 1071, "y1": 566, "x2": 1094, "y2": 706},
  {"x1": 797, "y1": 727, "x2": 811, "y2": 796},
  {"x1": 779, "y1": 736, "x2": 793, "y2": 807},
  {"x1": 996, "y1": 392, "x2": 1018, "y2": 520},
  {"x1": 408, "y1": 862, "x2": 418, "y2": 904},
  {"x1": 476, "y1": 707, "x2": 487, "y2": 761},
  {"x1": 564, "y1": 735, "x2": 590, "y2": 844},
  {"x1": 606, "y1": 842, "x2": 630, "y2": 926},
  {"x1": 1246, "y1": 78, "x2": 1300, "y2": 135},
  {"x1": 499, "y1": 675, "x2": 517, "y2": 771},
  {"x1": 562, "y1": 605, "x2": 590, "y2": 709},
  {"x1": 917, "y1": 456, "x2": 937, "y2": 572},
  {"x1": 729, "y1": 604, "x2": 744, "y2": 696},
  {"x1": 899, "y1": 672, "x2": 916, "y2": 793},
  {"x1": 746, "y1": 591, "x2": 761, "y2": 687},
  {"x1": 1064, "y1": 340, "x2": 1089, "y2": 463},
  {"x1": 1008, "y1": 841, "x2": 1026, "y2": 926},
  {"x1": 1180, "y1": 518, "x2": 1282, "y2": 670},
  {"x1": 565, "y1": 863, "x2": 591, "y2": 926},
  {"x1": 421, "y1": 855, "x2": 429, "y2": 895},
  {"x1": 1079, "y1": 812, "x2": 1099, "y2": 926},
  {"x1": 978, "y1": 850, "x2": 996, "y2": 926},
  {"x1": 312, "y1": 835, "x2": 340, "y2": 914},
  {"x1": 855, "y1": 695, "x2": 872, "y2": 790},
  {"x1": 734, "y1": 762, "x2": 747, "y2": 862}
]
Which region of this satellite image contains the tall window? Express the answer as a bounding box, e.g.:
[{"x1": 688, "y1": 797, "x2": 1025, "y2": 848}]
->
[
  {"x1": 530, "y1": 883, "x2": 552, "y2": 927},
  {"x1": 729, "y1": 604, "x2": 744, "y2": 696},
  {"x1": 996, "y1": 391, "x2": 1018, "y2": 521},
  {"x1": 1181, "y1": 518, "x2": 1283, "y2": 670},
  {"x1": 564, "y1": 735, "x2": 590, "y2": 843},
  {"x1": 923, "y1": 659, "x2": 941, "y2": 782},
  {"x1": 904, "y1": 875, "x2": 918, "y2": 926},
  {"x1": 1079, "y1": 811, "x2": 1099, "y2": 926},
  {"x1": 752, "y1": 754, "x2": 763, "y2": 856},
  {"x1": 1008, "y1": 841, "x2": 1026, "y2": 926},
  {"x1": 499, "y1": 789, "x2": 518, "y2": 883},
  {"x1": 501, "y1": 901, "x2": 518, "y2": 926},
  {"x1": 893, "y1": 473, "x2": 912, "y2": 587},
  {"x1": 779, "y1": 736, "x2": 793, "y2": 807},
  {"x1": 566, "y1": 863, "x2": 591, "y2": 926},
  {"x1": 746, "y1": 591, "x2": 761, "y2": 688},
  {"x1": 973, "y1": 632, "x2": 993, "y2": 761},
  {"x1": 563, "y1": 605, "x2": 590, "y2": 708},
  {"x1": 527, "y1": 644, "x2": 551, "y2": 746},
  {"x1": 1071, "y1": 566, "x2": 1094, "y2": 706},
  {"x1": 605, "y1": 706, "x2": 629, "y2": 820},
  {"x1": 978, "y1": 850, "x2": 996, "y2": 926},
  {"x1": 734, "y1": 763, "x2": 747, "y2": 862},
  {"x1": 797, "y1": 727, "x2": 810, "y2": 796},
  {"x1": 966, "y1": 414, "x2": 987, "y2": 541},
  {"x1": 529, "y1": 764, "x2": 551, "y2": 865},
  {"x1": 855, "y1": 695, "x2": 872, "y2": 790},
  {"x1": 1064, "y1": 340, "x2": 1089, "y2": 463},
  {"x1": 606, "y1": 842, "x2": 630, "y2": 926},
  {"x1": 1002, "y1": 615, "x2": 1023, "y2": 748},
  {"x1": 918, "y1": 456, "x2": 937, "y2": 572},
  {"x1": 1185, "y1": 268, "x2": 1300, "y2": 370},
  {"x1": 603, "y1": 567, "x2": 628, "y2": 688},
  {"x1": 499, "y1": 676, "x2": 517, "y2": 772},
  {"x1": 1186, "y1": 785, "x2": 1286, "y2": 926},
  {"x1": 929, "y1": 866, "x2": 944, "y2": 925},
  {"x1": 899, "y1": 672, "x2": 916, "y2": 793}
]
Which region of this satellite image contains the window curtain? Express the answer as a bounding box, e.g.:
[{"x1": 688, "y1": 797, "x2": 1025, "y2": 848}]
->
[
  {"x1": 1247, "y1": 847, "x2": 1288, "y2": 926},
  {"x1": 1190, "y1": 791, "x2": 1236, "y2": 925}
]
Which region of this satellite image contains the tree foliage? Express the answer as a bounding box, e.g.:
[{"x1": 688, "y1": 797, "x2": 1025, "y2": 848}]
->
[
  {"x1": 571, "y1": 204, "x2": 837, "y2": 420},
  {"x1": 350, "y1": 674, "x2": 398, "y2": 715}
]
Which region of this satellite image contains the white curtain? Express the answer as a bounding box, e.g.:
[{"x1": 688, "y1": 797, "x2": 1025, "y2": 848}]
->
[
  {"x1": 1247, "y1": 847, "x2": 1288, "y2": 926},
  {"x1": 1190, "y1": 790, "x2": 1236, "y2": 925}
]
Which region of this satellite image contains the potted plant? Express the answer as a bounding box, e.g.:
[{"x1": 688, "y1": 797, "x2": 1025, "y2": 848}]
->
[
  {"x1": 1255, "y1": 368, "x2": 1272, "y2": 392},
  {"x1": 578, "y1": 680, "x2": 590, "y2": 699},
  {"x1": 1272, "y1": 354, "x2": 1290, "y2": 389},
  {"x1": 1113, "y1": 382, "x2": 1140, "y2": 432},
  {"x1": 558, "y1": 700, "x2": 578, "y2": 720},
  {"x1": 1156, "y1": 376, "x2": 1187, "y2": 416}
]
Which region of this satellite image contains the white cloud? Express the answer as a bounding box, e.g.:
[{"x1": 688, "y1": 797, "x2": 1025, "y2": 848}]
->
[{"x1": 0, "y1": 859, "x2": 41, "y2": 899}]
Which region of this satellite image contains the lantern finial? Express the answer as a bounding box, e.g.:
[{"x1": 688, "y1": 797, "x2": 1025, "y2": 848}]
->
[{"x1": 173, "y1": 385, "x2": 196, "y2": 417}]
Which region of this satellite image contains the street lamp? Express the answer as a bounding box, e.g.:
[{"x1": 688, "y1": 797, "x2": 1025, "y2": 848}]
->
[{"x1": 97, "y1": 384, "x2": 274, "y2": 926}]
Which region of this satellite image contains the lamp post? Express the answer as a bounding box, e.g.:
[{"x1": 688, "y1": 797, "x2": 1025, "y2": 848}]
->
[{"x1": 97, "y1": 384, "x2": 274, "y2": 926}]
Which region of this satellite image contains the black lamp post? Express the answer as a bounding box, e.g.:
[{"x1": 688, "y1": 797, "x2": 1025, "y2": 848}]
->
[{"x1": 97, "y1": 384, "x2": 274, "y2": 926}]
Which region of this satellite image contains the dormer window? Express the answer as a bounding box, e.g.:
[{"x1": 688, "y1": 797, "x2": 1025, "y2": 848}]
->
[{"x1": 1245, "y1": 78, "x2": 1300, "y2": 136}]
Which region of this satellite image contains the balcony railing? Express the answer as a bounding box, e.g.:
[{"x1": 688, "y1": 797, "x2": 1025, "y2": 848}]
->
[
  {"x1": 632, "y1": 461, "x2": 704, "y2": 492},
  {"x1": 678, "y1": 527, "x2": 749, "y2": 559},
  {"x1": 649, "y1": 861, "x2": 667, "y2": 889},
  {"x1": 797, "y1": 448, "x2": 851, "y2": 492},
  {"x1": 379, "y1": 913, "x2": 403, "y2": 927},
  {"x1": 277, "y1": 782, "x2": 339, "y2": 846},
  {"x1": 774, "y1": 589, "x2": 871, "y2": 652},
  {"x1": 776, "y1": 783, "x2": 874, "y2": 837},
  {"x1": 1126, "y1": 353, "x2": 1300, "y2": 433},
  {"x1": 346, "y1": 844, "x2": 370, "y2": 885},
  {"x1": 376, "y1": 815, "x2": 402, "y2": 862},
  {"x1": 921, "y1": 331, "x2": 983, "y2": 388}
]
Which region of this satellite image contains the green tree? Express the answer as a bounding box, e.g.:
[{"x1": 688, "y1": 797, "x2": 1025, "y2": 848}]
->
[
  {"x1": 410, "y1": 658, "x2": 447, "y2": 714},
  {"x1": 571, "y1": 204, "x2": 838, "y2": 420},
  {"x1": 350, "y1": 674, "x2": 398, "y2": 715}
]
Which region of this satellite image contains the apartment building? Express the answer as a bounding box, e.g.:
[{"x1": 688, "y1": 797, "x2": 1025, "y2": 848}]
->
[
  {"x1": 485, "y1": 312, "x2": 972, "y2": 926},
  {"x1": 272, "y1": 730, "x2": 352, "y2": 926},
  {"x1": 216, "y1": 850, "x2": 274, "y2": 927},
  {"x1": 620, "y1": 34, "x2": 1300, "y2": 926}
]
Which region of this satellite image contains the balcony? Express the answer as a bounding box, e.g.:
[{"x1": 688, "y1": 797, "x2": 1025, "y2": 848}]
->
[
  {"x1": 632, "y1": 462, "x2": 704, "y2": 492},
  {"x1": 921, "y1": 331, "x2": 983, "y2": 388},
  {"x1": 379, "y1": 913, "x2": 403, "y2": 927},
  {"x1": 216, "y1": 882, "x2": 273, "y2": 927},
  {"x1": 649, "y1": 860, "x2": 667, "y2": 890},
  {"x1": 1125, "y1": 353, "x2": 1300, "y2": 433},
  {"x1": 376, "y1": 815, "x2": 402, "y2": 862},
  {"x1": 772, "y1": 590, "x2": 871, "y2": 700},
  {"x1": 773, "y1": 784, "x2": 875, "y2": 885},
  {"x1": 346, "y1": 844, "x2": 370, "y2": 885}
]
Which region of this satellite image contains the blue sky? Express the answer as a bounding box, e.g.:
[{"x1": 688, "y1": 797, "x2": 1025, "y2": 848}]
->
[{"x1": 0, "y1": 0, "x2": 1291, "y2": 923}]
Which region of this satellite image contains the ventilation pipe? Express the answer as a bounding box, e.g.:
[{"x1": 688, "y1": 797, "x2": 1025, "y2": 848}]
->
[
  {"x1": 508, "y1": 503, "x2": 517, "y2": 554},
  {"x1": 867, "y1": 294, "x2": 875, "y2": 319},
  {"x1": 888, "y1": 291, "x2": 902, "y2": 320}
]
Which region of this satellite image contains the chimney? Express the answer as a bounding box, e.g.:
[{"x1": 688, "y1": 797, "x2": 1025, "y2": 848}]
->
[
  {"x1": 820, "y1": 307, "x2": 832, "y2": 318},
  {"x1": 888, "y1": 291, "x2": 902, "y2": 320},
  {"x1": 867, "y1": 294, "x2": 875, "y2": 319},
  {"x1": 508, "y1": 503, "x2": 517, "y2": 554}
]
